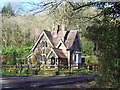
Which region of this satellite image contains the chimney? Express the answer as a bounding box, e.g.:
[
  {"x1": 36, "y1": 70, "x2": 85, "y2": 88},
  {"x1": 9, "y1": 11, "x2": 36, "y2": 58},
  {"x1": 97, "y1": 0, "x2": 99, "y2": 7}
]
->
[
  {"x1": 61, "y1": 19, "x2": 66, "y2": 42},
  {"x1": 61, "y1": 19, "x2": 65, "y2": 32},
  {"x1": 53, "y1": 22, "x2": 59, "y2": 37},
  {"x1": 34, "y1": 25, "x2": 39, "y2": 43},
  {"x1": 55, "y1": 22, "x2": 60, "y2": 33}
]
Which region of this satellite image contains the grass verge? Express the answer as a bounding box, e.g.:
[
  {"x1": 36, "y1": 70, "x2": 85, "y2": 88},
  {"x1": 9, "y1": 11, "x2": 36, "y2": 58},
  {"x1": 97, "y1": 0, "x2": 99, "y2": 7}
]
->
[{"x1": 1, "y1": 70, "x2": 98, "y2": 77}]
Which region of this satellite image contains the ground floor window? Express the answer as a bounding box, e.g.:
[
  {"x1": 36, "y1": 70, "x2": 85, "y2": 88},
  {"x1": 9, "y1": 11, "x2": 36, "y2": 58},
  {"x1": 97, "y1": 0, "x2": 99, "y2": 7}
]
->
[
  {"x1": 40, "y1": 55, "x2": 42, "y2": 62},
  {"x1": 40, "y1": 55, "x2": 46, "y2": 64},
  {"x1": 74, "y1": 53, "x2": 81, "y2": 64},
  {"x1": 74, "y1": 54, "x2": 77, "y2": 62}
]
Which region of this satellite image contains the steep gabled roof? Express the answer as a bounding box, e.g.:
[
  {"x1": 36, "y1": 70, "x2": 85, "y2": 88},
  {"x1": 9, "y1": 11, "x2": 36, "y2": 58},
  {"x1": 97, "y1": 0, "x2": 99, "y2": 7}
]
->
[
  {"x1": 44, "y1": 30, "x2": 53, "y2": 44},
  {"x1": 51, "y1": 30, "x2": 78, "y2": 49},
  {"x1": 53, "y1": 49, "x2": 66, "y2": 58},
  {"x1": 56, "y1": 39, "x2": 67, "y2": 49},
  {"x1": 47, "y1": 48, "x2": 66, "y2": 59},
  {"x1": 31, "y1": 30, "x2": 54, "y2": 51},
  {"x1": 64, "y1": 30, "x2": 78, "y2": 49},
  {"x1": 32, "y1": 30, "x2": 81, "y2": 51}
]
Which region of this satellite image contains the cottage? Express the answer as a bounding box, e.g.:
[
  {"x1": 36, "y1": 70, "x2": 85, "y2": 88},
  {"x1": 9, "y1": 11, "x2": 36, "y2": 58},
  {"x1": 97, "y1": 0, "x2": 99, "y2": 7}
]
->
[{"x1": 28, "y1": 20, "x2": 82, "y2": 69}]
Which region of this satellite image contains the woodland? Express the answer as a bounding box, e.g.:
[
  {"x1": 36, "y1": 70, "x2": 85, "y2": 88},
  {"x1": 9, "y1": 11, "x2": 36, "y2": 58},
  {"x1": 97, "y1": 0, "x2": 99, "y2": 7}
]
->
[{"x1": 1, "y1": 1, "x2": 119, "y2": 88}]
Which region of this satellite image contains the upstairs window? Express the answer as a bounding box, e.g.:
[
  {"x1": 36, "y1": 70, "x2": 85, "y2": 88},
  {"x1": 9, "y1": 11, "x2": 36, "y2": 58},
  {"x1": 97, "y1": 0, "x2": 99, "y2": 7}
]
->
[
  {"x1": 44, "y1": 41, "x2": 47, "y2": 48},
  {"x1": 40, "y1": 41, "x2": 44, "y2": 48},
  {"x1": 41, "y1": 41, "x2": 47, "y2": 48},
  {"x1": 42, "y1": 41, "x2": 44, "y2": 47}
]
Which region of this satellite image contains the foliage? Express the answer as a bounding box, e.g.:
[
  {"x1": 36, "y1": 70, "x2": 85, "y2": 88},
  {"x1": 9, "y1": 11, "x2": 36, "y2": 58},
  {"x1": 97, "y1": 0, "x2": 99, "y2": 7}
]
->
[
  {"x1": 86, "y1": 17, "x2": 119, "y2": 88},
  {"x1": 49, "y1": 2, "x2": 97, "y2": 33},
  {"x1": 81, "y1": 38, "x2": 95, "y2": 56},
  {"x1": 2, "y1": 3, "x2": 15, "y2": 17},
  {"x1": 1, "y1": 13, "x2": 55, "y2": 48},
  {"x1": 2, "y1": 43, "x2": 33, "y2": 65},
  {"x1": 1, "y1": 1, "x2": 119, "y2": 88},
  {"x1": 47, "y1": 1, "x2": 119, "y2": 88},
  {"x1": 85, "y1": 55, "x2": 98, "y2": 66}
]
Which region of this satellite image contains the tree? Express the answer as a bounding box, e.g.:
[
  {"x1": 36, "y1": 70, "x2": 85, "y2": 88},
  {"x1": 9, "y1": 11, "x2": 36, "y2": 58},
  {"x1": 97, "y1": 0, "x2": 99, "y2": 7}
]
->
[
  {"x1": 85, "y1": 17, "x2": 119, "y2": 88},
  {"x1": 81, "y1": 38, "x2": 95, "y2": 56},
  {"x1": 2, "y1": 3, "x2": 15, "y2": 17},
  {"x1": 2, "y1": 43, "x2": 33, "y2": 65},
  {"x1": 1, "y1": 1, "x2": 120, "y2": 87},
  {"x1": 85, "y1": 55, "x2": 98, "y2": 66}
]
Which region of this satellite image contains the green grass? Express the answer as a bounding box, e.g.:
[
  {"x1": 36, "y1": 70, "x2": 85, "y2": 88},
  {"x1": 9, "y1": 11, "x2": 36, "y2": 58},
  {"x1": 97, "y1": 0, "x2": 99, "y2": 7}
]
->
[
  {"x1": 73, "y1": 70, "x2": 98, "y2": 75},
  {"x1": 1, "y1": 70, "x2": 98, "y2": 77},
  {"x1": 1, "y1": 71, "x2": 32, "y2": 76}
]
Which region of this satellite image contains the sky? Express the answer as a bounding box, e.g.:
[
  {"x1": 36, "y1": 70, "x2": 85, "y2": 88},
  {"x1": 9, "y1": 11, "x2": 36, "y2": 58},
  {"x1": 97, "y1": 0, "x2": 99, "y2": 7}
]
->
[
  {"x1": 0, "y1": 0, "x2": 119, "y2": 15},
  {"x1": 0, "y1": 0, "x2": 7, "y2": 9},
  {"x1": 0, "y1": 0, "x2": 56, "y2": 15},
  {"x1": 0, "y1": 0, "x2": 53, "y2": 8}
]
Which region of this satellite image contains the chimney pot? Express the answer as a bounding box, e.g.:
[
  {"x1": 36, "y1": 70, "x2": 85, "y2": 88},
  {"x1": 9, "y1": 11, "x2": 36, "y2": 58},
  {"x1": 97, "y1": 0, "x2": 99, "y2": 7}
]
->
[
  {"x1": 61, "y1": 19, "x2": 66, "y2": 42},
  {"x1": 61, "y1": 19, "x2": 65, "y2": 32}
]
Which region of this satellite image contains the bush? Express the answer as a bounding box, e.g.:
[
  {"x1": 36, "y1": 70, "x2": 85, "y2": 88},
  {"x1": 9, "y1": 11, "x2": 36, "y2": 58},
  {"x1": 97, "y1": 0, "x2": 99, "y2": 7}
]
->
[
  {"x1": 38, "y1": 70, "x2": 45, "y2": 75},
  {"x1": 2, "y1": 44, "x2": 33, "y2": 65}
]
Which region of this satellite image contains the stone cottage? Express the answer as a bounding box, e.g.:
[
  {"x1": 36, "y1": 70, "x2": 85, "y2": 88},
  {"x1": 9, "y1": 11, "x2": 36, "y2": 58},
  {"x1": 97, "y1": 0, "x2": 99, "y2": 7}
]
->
[{"x1": 27, "y1": 20, "x2": 82, "y2": 69}]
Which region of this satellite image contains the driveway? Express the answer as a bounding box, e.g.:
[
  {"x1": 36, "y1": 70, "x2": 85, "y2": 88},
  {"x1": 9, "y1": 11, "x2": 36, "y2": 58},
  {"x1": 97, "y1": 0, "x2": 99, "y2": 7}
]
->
[{"x1": 1, "y1": 74, "x2": 96, "y2": 89}]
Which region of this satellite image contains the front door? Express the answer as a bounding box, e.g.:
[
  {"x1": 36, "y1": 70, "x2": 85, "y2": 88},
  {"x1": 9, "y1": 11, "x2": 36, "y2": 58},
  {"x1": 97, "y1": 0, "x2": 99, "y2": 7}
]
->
[
  {"x1": 51, "y1": 57, "x2": 56, "y2": 68},
  {"x1": 51, "y1": 57, "x2": 55, "y2": 65}
]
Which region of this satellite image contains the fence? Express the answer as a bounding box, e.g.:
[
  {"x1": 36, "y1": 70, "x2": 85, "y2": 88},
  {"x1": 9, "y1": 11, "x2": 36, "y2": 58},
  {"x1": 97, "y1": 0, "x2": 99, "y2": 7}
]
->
[{"x1": 2, "y1": 64, "x2": 98, "y2": 72}]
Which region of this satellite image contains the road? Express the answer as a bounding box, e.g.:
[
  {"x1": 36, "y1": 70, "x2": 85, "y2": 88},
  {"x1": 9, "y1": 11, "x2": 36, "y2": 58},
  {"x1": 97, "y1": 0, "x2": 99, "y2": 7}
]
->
[{"x1": 1, "y1": 74, "x2": 96, "y2": 89}]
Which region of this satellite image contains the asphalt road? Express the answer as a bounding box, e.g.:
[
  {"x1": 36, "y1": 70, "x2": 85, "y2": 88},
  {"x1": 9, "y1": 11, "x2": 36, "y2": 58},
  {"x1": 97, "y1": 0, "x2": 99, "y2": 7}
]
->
[{"x1": 1, "y1": 74, "x2": 96, "y2": 89}]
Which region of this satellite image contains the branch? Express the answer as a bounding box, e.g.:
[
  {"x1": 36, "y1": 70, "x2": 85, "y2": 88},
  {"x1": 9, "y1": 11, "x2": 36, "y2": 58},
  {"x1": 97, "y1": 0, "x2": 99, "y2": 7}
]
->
[
  {"x1": 74, "y1": 2, "x2": 97, "y2": 10},
  {"x1": 67, "y1": 1, "x2": 97, "y2": 11},
  {"x1": 88, "y1": 12, "x2": 103, "y2": 20},
  {"x1": 47, "y1": 1, "x2": 63, "y2": 15}
]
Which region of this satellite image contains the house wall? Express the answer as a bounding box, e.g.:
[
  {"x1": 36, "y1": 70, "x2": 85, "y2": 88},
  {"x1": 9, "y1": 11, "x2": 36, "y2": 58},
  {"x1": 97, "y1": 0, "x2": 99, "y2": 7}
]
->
[
  {"x1": 70, "y1": 35, "x2": 82, "y2": 68},
  {"x1": 34, "y1": 34, "x2": 52, "y2": 64}
]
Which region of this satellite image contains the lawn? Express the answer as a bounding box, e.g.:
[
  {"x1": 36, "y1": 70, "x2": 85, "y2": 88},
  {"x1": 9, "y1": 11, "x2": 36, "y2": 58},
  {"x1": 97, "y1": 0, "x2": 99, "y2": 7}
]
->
[{"x1": 1, "y1": 70, "x2": 98, "y2": 77}]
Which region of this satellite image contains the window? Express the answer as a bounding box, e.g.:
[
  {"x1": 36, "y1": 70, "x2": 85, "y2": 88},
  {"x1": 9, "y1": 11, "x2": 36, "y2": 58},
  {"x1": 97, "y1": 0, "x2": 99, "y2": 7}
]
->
[
  {"x1": 74, "y1": 54, "x2": 76, "y2": 62},
  {"x1": 41, "y1": 41, "x2": 44, "y2": 48},
  {"x1": 51, "y1": 57, "x2": 55, "y2": 65},
  {"x1": 40, "y1": 55, "x2": 46, "y2": 64},
  {"x1": 43, "y1": 55, "x2": 46, "y2": 64},
  {"x1": 44, "y1": 41, "x2": 47, "y2": 48},
  {"x1": 42, "y1": 41, "x2": 44, "y2": 47},
  {"x1": 43, "y1": 55, "x2": 45, "y2": 61},
  {"x1": 41, "y1": 41, "x2": 47, "y2": 48},
  {"x1": 40, "y1": 55, "x2": 42, "y2": 62}
]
